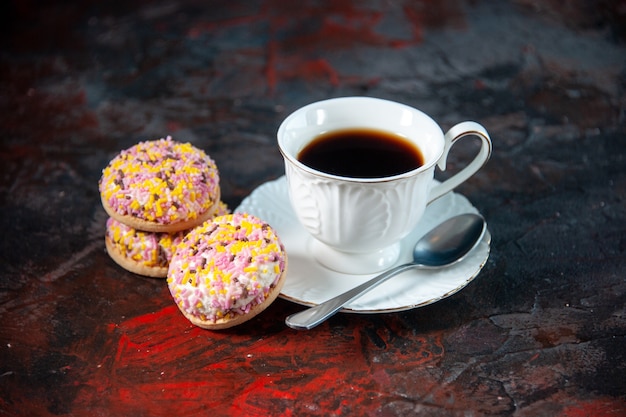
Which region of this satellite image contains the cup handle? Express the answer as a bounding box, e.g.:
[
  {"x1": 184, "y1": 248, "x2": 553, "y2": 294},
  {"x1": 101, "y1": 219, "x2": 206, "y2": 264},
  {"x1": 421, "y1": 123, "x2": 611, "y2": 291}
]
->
[{"x1": 428, "y1": 121, "x2": 492, "y2": 203}]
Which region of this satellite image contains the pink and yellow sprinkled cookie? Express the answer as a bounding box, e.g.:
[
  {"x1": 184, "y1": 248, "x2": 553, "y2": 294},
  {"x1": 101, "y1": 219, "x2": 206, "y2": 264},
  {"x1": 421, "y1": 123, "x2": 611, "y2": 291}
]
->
[
  {"x1": 167, "y1": 213, "x2": 287, "y2": 329},
  {"x1": 105, "y1": 217, "x2": 186, "y2": 278},
  {"x1": 99, "y1": 136, "x2": 220, "y2": 233},
  {"x1": 105, "y1": 202, "x2": 230, "y2": 278}
]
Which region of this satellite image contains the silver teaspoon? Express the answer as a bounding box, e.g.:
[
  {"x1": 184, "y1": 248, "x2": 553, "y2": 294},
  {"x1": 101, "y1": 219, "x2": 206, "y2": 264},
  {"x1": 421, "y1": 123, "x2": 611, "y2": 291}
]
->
[{"x1": 285, "y1": 213, "x2": 487, "y2": 330}]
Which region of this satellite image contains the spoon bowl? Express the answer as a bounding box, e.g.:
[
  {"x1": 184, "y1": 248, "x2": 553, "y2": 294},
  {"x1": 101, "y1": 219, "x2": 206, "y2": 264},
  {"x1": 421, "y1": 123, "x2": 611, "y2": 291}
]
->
[
  {"x1": 285, "y1": 213, "x2": 487, "y2": 330},
  {"x1": 413, "y1": 212, "x2": 487, "y2": 267}
]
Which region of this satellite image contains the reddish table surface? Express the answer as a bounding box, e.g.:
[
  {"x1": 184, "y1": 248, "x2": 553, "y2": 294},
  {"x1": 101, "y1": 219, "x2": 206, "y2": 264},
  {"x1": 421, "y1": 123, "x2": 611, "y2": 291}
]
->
[{"x1": 1, "y1": 1, "x2": 625, "y2": 416}]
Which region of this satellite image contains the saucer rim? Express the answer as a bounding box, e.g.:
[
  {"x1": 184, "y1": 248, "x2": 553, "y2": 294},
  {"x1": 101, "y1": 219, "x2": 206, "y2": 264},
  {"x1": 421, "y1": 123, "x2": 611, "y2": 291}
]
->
[
  {"x1": 234, "y1": 175, "x2": 491, "y2": 314},
  {"x1": 278, "y1": 231, "x2": 491, "y2": 314}
]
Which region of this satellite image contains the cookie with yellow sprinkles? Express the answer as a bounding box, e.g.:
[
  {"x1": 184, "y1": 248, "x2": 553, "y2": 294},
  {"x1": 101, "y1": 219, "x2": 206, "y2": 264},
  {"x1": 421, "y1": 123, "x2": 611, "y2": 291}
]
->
[
  {"x1": 105, "y1": 217, "x2": 186, "y2": 278},
  {"x1": 167, "y1": 213, "x2": 287, "y2": 329},
  {"x1": 99, "y1": 136, "x2": 220, "y2": 233},
  {"x1": 105, "y1": 202, "x2": 230, "y2": 278}
]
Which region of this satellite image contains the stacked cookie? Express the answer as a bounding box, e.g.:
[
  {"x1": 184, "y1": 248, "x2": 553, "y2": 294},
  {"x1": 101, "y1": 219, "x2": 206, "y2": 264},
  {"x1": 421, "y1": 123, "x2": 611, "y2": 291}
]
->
[
  {"x1": 99, "y1": 136, "x2": 289, "y2": 329},
  {"x1": 99, "y1": 136, "x2": 227, "y2": 277}
]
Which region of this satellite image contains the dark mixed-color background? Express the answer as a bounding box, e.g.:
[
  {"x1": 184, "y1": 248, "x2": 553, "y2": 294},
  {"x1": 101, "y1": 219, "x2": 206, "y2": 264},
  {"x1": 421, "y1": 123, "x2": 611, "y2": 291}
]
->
[{"x1": 1, "y1": 1, "x2": 625, "y2": 416}]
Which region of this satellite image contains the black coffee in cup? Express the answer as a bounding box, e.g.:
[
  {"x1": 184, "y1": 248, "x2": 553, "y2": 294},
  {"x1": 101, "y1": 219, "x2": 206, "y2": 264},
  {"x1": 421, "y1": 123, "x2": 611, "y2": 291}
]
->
[{"x1": 297, "y1": 128, "x2": 424, "y2": 178}]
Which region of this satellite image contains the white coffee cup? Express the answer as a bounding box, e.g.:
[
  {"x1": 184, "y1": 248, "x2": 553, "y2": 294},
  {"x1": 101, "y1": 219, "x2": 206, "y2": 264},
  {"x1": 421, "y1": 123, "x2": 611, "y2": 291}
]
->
[{"x1": 277, "y1": 97, "x2": 491, "y2": 274}]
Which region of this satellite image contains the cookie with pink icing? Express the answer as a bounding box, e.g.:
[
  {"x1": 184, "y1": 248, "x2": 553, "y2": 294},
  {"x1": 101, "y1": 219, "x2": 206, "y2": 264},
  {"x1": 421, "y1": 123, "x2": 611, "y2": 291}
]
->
[
  {"x1": 167, "y1": 213, "x2": 287, "y2": 329},
  {"x1": 105, "y1": 202, "x2": 230, "y2": 278},
  {"x1": 99, "y1": 136, "x2": 220, "y2": 233}
]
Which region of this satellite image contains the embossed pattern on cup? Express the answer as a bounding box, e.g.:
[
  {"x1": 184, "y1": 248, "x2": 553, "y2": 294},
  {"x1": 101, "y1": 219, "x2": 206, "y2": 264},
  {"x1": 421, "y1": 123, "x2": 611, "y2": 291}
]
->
[{"x1": 285, "y1": 160, "x2": 432, "y2": 253}]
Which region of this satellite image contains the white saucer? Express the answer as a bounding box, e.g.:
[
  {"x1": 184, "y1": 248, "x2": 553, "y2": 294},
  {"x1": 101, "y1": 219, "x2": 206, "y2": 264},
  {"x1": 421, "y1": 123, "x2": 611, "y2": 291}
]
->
[{"x1": 235, "y1": 176, "x2": 491, "y2": 313}]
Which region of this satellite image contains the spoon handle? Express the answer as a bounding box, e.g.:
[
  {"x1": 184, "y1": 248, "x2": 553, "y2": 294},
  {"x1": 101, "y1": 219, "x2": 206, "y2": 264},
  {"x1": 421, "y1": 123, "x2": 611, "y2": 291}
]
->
[{"x1": 285, "y1": 263, "x2": 417, "y2": 330}]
